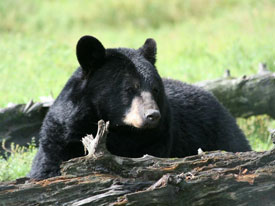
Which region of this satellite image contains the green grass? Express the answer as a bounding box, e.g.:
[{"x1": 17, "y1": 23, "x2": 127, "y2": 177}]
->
[
  {"x1": 0, "y1": 140, "x2": 37, "y2": 181},
  {"x1": 238, "y1": 116, "x2": 275, "y2": 151},
  {"x1": 0, "y1": 0, "x2": 275, "y2": 181},
  {"x1": 1, "y1": 0, "x2": 275, "y2": 106}
]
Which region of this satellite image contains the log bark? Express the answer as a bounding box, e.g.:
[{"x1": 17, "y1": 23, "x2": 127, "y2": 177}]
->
[
  {"x1": 196, "y1": 68, "x2": 275, "y2": 118},
  {"x1": 1, "y1": 120, "x2": 275, "y2": 206},
  {"x1": 0, "y1": 100, "x2": 49, "y2": 154}
]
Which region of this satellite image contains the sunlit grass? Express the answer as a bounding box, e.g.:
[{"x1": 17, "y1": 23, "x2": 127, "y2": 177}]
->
[
  {"x1": 0, "y1": 140, "x2": 37, "y2": 181},
  {"x1": 1, "y1": 0, "x2": 274, "y2": 106},
  {"x1": 238, "y1": 116, "x2": 275, "y2": 151}
]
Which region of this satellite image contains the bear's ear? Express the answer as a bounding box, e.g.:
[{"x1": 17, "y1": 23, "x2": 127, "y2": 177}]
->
[
  {"x1": 76, "y1": 35, "x2": 106, "y2": 76},
  {"x1": 139, "y1": 38, "x2": 157, "y2": 65}
]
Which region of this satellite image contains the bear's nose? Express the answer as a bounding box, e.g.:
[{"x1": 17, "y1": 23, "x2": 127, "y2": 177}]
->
[{"x1": 145, "y1": 109, "x2": 161, "y2": 126}]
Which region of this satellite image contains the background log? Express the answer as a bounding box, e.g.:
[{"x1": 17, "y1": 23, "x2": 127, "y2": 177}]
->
[
  {"x1": 0, "y1": 101, "x2": 49, "y2": 154},
  {"x1": 0, "y1": 120, "x2": 275, "y2": 205},
  {"x1": 1, "y1": 71, "x2": 275, "y2": 151},
  {"x1": 196, "y1": 67, "x2": 275, "y2": 118}
]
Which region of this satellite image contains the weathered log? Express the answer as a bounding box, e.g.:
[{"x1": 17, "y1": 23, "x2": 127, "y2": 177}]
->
[
  {"x1": 1, "y1": 70, "x2": 275, "y2": 151},
  {"x1": 0, "y1": 100, "x2": 50, "y2": 154},
  {"x1": 196, "y1": 65, "x2": 275, "y2": 118},
  {"x1": 1, "y1": 120, "x2": 275, "y2": 206}
]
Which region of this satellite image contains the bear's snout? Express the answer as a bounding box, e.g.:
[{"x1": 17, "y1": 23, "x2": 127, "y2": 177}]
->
[
  {"x1": 123, "y1": 91, "x2": 160, "y2": 129},
  {"x1": 144, "y1": 109, "x2": 161, "y2": 128}
]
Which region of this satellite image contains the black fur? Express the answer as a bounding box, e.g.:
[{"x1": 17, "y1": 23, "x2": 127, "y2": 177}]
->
[{"x1": 29, "y1": 36, "x2": 251, "y2": 180}]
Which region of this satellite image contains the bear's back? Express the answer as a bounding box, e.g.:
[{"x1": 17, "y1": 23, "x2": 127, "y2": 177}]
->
[{"x1": 162, "y1": 78, "x2": 251, "y2": 157}]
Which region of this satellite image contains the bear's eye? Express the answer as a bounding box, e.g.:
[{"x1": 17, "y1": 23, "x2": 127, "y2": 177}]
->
[
  {"x1": 153, "y1": 87, "x2": 159, "y2": 95},
  {"x1": 134, "y1": 83, "x2": 140, "y2": 90},
  {"x1": 125, "y1": 86, "x2": 136, "y2": 94}
]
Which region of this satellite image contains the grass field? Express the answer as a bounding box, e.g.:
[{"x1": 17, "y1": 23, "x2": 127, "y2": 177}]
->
[
  {"x1": 0, "y1": 0, "x2": 275, "y2": 180},
  {"x1": 0, "y1": 140, "x2": 37, "y2": 181}
]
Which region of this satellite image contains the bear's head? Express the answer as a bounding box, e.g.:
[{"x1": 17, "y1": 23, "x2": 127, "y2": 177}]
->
[{"x1": 76, "y1": 36, "x2": 168, "y2": 130}]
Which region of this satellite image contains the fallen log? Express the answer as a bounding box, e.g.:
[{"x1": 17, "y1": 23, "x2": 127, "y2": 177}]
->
[
  {"x1": 196, "y1": 64, "x2": 275, "y2": 118},
  {"x1": 0, "y1": 100, "x2": 50, "y2": 154},
  {"x1": 1, "y1": 120, "x2": 275, "y2": 205},
  {"x1": 1, "y1": 68, "x2": 275, "y2": 151}
]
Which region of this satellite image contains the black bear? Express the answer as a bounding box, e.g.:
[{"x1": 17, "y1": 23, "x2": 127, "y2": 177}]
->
[{"x1": 29, "y1": 36, "x2": 251, "y2": 179}]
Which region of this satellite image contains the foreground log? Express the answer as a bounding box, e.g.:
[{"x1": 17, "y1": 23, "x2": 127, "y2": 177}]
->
[
  {"x1": 1, "y1": 120, "x2": 275, "y2": 206},
  {"x1": 1, "y1": 70, "x2": 275, "y2": 152}
]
